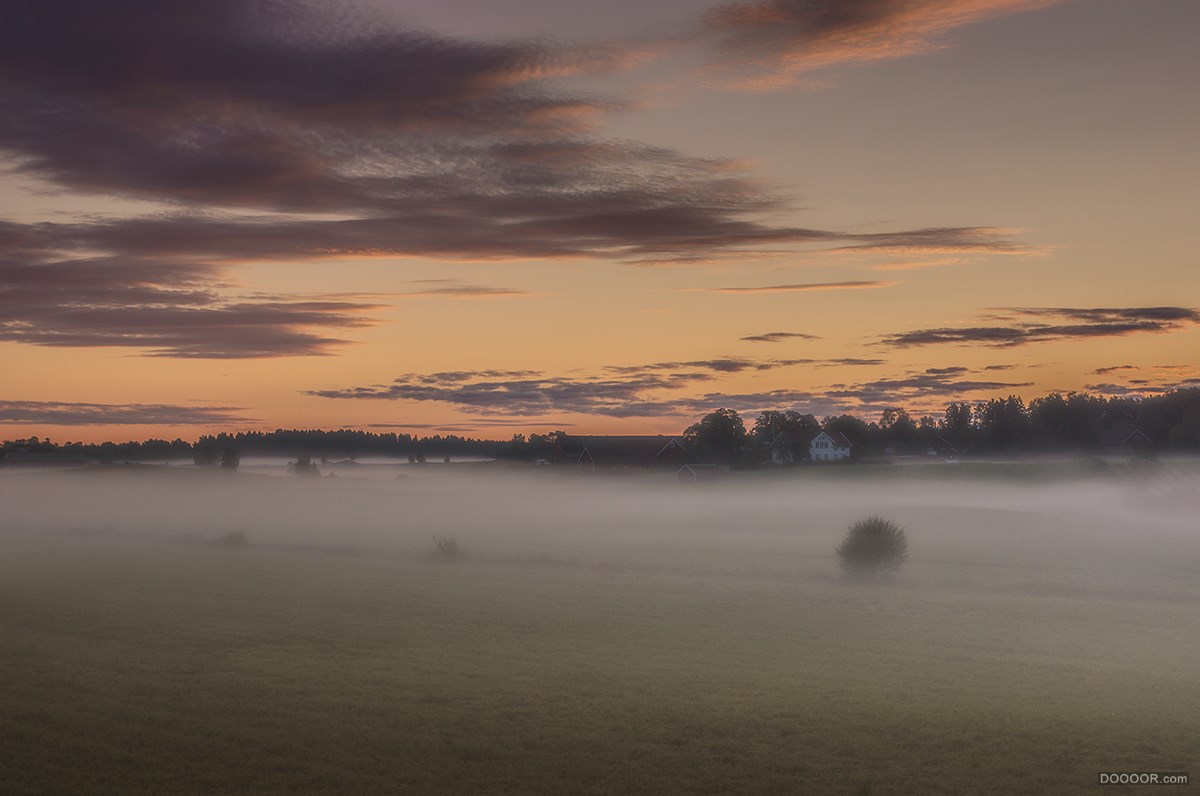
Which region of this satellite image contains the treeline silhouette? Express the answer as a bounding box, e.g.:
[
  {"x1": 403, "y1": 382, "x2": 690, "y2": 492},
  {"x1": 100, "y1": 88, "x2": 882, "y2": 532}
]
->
[
  {"x1": 1, "y1": 429, "x2": 502, "y2": 462},
  {"x1": 2, "y1": 388, "x2": 1198, "y2": 462},
  {"x1": 743, "y1": 388, "x2": 1200, "y2": 455}
]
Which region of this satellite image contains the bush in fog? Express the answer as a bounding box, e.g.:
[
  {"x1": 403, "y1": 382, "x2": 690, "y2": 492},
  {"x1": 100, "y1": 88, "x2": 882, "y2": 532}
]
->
[
  {"x1": 216, "y1": 530, "x2": 248, "y2": 548},
  {"x1": 836, "y1": 516, "x2": 908, "y2": 576},
  {"x1": 219, "y1": 448, "x2": 240, "y2": 471},
  {"x1": 433, "y1": 535, "x2": 464, "y2": 561},
  {"x1": 288, "y1": 455, "x2": 320, "y2": 476}
]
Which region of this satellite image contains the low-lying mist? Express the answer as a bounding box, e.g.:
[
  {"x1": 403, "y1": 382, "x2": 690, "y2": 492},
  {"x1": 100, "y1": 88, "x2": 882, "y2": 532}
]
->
[{"x1": 3, "y1": 460, "x2": 1197, "y2": 600}]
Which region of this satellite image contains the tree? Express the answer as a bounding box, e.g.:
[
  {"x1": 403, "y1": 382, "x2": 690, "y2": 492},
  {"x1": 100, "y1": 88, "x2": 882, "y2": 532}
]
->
[
  {"x1": 219, "y1": 447, "x2": 240, "y2": 471},
  {"x1": 822, "y1": 414, "x2": 871, "y2": 450},
  {"x1": 836, "y1": 516, "x2": 909, "y2": 576},
  {"x1": 683, "y1": 408, "x2": 746, "y2": 464},
  {"x1": 975, "y1": 396, "x2": 1029, "y2": 451},
  {"x1": 192, "y1": 442, "x2": 219, "y2": 467},
  {"x1": 751, "y1": 410, "x2": 820, "y2": 441},
  {"x1": 289, "y1": 454, "x2": 320, "y2": 476},
  {"x1": 940, "y1": 402, "x2": 973, "y2": 447},
  {"x1": 880, "y1": 408, "x2": 919, "y2": 448}
]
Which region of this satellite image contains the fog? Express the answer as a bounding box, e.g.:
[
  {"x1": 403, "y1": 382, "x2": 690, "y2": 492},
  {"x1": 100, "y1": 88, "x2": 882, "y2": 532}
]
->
[
  {"x1": 3, "y1": 461, "x2": 1197, "y2": 599},
  {"x1": 5, "y1": 460, "x2": 1199, "y2": 792}
]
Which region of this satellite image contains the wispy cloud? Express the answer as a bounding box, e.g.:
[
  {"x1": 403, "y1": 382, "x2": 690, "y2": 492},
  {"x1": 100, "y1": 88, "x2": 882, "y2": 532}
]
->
[
  {"x1": 695, "y1": 0, "x2": 1067, "y2": 89},
  {"x1": 307, "y1": 353, "x2": 899, "y2": 419},
  {"x1": 1093, "y1": 364, "x2": 1137, "y2": 375},
  {"x1": 0, "y1": 256, "x2": 384, "y2": 358},
  {"x1": 0, "y1": 400, "x2": 250, "y2": 426},
  {"x1": 398, "y1": 280, "x2": 532, "y2": 299},
  {"x1": 739, "y1": 331, "x2": 821, "y2": 343},
  {"x1": 880, "y1": 307, "x2": 1200, "y2": 348},
  {"x1": 707, "y1": 280, "x2": 897, "y2": 294}
]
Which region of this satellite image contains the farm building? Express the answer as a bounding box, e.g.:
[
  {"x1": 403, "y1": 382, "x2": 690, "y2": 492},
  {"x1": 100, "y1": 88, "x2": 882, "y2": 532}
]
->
[
  {"x1": 1101, "y1": 428, "x2": 1153, "y2": 456},
  {"x1": 676, "y1": 464, "x2": 729, "y2": 484},
  {"x1": 554, "y1": 435, "x2": 686, "y2": 473},
  {"x1": 770, "y1": 430, "x2": 853, "y2": 464}
]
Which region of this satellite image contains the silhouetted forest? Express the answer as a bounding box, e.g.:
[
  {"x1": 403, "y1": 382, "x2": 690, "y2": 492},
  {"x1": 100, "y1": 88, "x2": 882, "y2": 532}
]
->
[{"x1": 3, "y1": 389, "x2": 1198, "y2": 463}]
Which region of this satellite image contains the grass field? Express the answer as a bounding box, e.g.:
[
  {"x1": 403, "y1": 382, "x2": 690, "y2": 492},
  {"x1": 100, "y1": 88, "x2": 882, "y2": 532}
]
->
[{"x1": 1, "y1": 466, "x2": 1197, "y2": 793}]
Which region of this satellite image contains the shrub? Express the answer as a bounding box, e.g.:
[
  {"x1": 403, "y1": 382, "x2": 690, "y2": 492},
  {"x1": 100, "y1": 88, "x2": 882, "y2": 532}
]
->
[
  {"x1": 836, "y1": 516, "x2": 908, "y2": 576},
  {"x1": 433, "y1": 535, "x2": 464, "y2": 561},
  {"x1": 288, "y1": 455, "x2": 320, "y2": 476},
  {"x1": 216, "y1": 530, "x2": 249, "y2": 548}
]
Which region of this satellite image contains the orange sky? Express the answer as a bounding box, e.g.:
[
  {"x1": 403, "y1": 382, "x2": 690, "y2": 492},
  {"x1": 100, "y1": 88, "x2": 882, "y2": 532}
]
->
[{"x1": 2, "y1": 0, "x2": 1198, "y2": 443}]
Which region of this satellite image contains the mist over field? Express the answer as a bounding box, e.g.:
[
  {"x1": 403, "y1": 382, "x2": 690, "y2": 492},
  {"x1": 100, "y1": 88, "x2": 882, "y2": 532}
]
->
[
  {"x1": 3, "y1": 462, "x2": 1197, "y2": 582},
  {"x1": 3, "y1": 462, "x2": 1198, "y2": 793}
]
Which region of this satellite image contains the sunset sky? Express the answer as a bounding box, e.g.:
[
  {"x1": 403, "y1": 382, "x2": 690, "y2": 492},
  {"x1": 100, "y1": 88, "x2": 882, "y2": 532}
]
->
[{"x1": 2, "y1": 0, "x2": 1198, "y2": 442}]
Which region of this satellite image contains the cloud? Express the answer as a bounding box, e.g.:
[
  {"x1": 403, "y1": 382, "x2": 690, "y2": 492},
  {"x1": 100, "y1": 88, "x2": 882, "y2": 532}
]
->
[
  {"x1": 696, "y1": 0, "x2": 1065, "y2": 89},
  {"x1": 834, "y1": 227, "x2": 1036, "y2": 255},
  {"x1": 1093, "y1": 364, "x2": 1137, "y2": 375},
  {"x1": 605, "y1": 356, "x2": 885, "y2": 375},
  {"x1": 398, "y1": 280, "x2": 532, "y2": 299},
  {"x1": 880, "y1": 307, "x2": 1200, "y2": 348},
  {"x1": 0, "y1": 257, "x2": 382, "y2": 358},
  {"x1": 739, "y1": 331, "x2": 821, "y2": 343},
  {"x1": 708, "y1": 280, "x2": 897, "y2": 294},
  {"x1": 307, "y1": 353, "x2": 899, "y2": 419},
  {"x1": 0, "y1": 1, "x2": 1032, "y2": 356},
  {"x1": 0, "y1": 400, "x2": 250, "y2": 426}
]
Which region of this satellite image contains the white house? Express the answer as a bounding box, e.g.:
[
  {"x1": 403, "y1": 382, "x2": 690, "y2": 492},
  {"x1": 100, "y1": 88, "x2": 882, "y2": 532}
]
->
[{"x1": 770, "y1": 430, "x2": 853, "y2": 463}]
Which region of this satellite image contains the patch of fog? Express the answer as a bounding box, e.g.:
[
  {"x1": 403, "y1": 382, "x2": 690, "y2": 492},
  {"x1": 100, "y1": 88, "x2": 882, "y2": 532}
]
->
[{"x1": 1, "y1": 462, "x2": 1197, "y2": 601}]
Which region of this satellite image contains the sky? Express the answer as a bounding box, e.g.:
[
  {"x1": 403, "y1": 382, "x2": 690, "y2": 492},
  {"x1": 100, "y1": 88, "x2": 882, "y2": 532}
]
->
[{"x1": 2, "y1": 0, "x2": 1198, "y2": 442}]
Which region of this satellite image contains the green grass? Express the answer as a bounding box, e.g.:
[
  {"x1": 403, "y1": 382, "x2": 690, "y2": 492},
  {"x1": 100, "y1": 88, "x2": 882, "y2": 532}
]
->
[{"x1": 1, "y1": 531, "x2": 1196, "y2": 794}]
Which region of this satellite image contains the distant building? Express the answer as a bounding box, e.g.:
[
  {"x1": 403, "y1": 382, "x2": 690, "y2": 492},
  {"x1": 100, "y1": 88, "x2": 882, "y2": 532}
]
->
[
  {"x1": 1100, "y1": 428, "x2": 1153, "y2": 456},
  {"x1": 554, "y1": 435, "x2": 686, "y2": 473},
  {"x1": 770, "y1": 431, "x2": 852, "y2": 464},
  {"x1": 676, "y1": 464, "x2": 729, "y2": 484}
]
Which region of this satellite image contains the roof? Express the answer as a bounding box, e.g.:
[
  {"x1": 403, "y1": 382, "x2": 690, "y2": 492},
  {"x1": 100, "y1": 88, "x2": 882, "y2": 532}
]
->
[
  {"x1": 1100, "y1": 428, "x2": 1151, "y2": 447},
  {"x1": 558, "y1": 435, "x2": 684, "y2": 465},
  {"x1": 770, "y1": 430, "x2": 852, "y2": 448}
]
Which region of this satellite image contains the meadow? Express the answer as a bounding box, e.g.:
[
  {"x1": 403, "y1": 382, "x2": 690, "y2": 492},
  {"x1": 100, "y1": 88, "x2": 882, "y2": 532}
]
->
[{"x1": 1, "y1": 463, "x2": 1197, "y2": 794}]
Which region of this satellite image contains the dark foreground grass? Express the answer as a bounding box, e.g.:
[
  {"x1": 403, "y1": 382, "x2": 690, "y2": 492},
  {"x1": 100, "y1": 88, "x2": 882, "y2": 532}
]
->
[{"x1": 1, "y1": 533, "x2": 1195, "y2": 794}]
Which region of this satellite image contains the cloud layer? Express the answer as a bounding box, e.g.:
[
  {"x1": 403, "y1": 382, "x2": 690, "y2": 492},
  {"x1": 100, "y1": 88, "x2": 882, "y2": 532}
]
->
[
  {"x1": 698, "y1": 0, "x2": 1064, "y2": 88},
  {"x1": 881, "y1": 307, "x2": 1200, "y2": 348},
  {"x1": 0, "y1": 0, "x2": 1034, "y2": 358},
  {"x1": 0, "y1": 400, "x2": 250, "y2": 426}
]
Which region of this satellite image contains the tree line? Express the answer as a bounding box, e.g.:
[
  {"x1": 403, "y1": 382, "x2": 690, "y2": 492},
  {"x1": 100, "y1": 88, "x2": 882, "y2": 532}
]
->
[
  {"x1": 683, "y1": 388, "x2": 1200, "y2": 464},
  {"x1": 3, "y1": 388, "x2": 1198, "y2": 465},
  {"x1": 0, "y1": 428, "x2": 503, "y2": 463}
]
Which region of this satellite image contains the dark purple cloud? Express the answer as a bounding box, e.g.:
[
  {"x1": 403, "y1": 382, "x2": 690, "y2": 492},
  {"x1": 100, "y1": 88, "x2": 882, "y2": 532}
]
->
[
  {"x1": 740, "y1": 331, "x2": 821, "y2": 343},
  {"x1": 0, "y1": 0, "x2": 1031, "y2": 357},
  {"x1": 708, "y1": 280, "x2": 897, "y2": 294},
  {"x1": 697, "y1": 0, "x2": 1064, "y2": 88},
  {"x1": 0, "y1": 257, "x2": 381, "y2": 358},
  {"x1": 881, "y1": 307, "x2": 1200, "y2": 348},
  {"x1": 0, "y1": 400, "x2": 250, "y2": 426}
]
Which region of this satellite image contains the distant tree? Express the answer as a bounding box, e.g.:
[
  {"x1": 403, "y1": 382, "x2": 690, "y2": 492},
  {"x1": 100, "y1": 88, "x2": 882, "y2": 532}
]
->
[
  {"x1": 288, "y1": 454, "x2": 319, "y2": 476},
  {"x1": 219, "y1": 448, "x2": 240, "y2": 471},
  {"x1": 751, "y1": 410, "x2": 820, "y2": 441},
  {"x1": 880, "y1": 408, "x2": 919, "y2": 448},
  {"x1": 940, "y1": 402, "x2": 974, "y2": 447},
  {"x1": 193, "y1": 442, "x2": 219, "y2": 467},
  {"x1": 836, "y1": 516, "x2": 909, "y2": 577},
  {"x1": 683, "y1": 408, "x2": 747, "y2": 465},
  {"x1": 433, "y1": 535, "x2": 465, "y2": 561},
  {"x1": 822, "y1": 414, "x2": 871, "y2": 450},
  {"x1": 975, "y1": 396, "x2": 1029, "y2": 451}
]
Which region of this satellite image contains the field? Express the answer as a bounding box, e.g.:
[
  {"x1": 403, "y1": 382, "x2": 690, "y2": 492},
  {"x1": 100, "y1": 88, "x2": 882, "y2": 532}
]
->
[{"x1": 1, "y1": 464, "x2": 1197, "y2": 793}]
